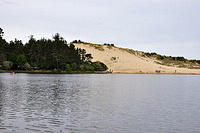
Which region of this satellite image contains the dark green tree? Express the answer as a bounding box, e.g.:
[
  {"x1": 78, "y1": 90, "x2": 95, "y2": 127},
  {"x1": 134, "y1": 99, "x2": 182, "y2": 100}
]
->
[{"x1": 16, "y1": 55, "x2": 27, "y2": 69}]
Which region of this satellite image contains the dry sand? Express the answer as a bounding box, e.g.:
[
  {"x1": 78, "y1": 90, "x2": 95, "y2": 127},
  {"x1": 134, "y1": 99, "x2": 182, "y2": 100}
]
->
[{"x1": 75, "y1": 43, "x2": 200, "y2": 74}]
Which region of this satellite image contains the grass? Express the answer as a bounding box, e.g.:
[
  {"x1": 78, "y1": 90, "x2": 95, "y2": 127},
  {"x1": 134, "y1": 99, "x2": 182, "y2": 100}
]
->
[
  {"x1": 106, "y1": 45, "x2": 113, "y2": 49},
  {"x1": 154, "y1": 59, "x2": 200, "y2": 69},
  {"x1": 119, "y1": 48, "x2": 136, "y2": 55},
  {"x1": 79, "y1": 42, "x2": 104, "y2": 51}
]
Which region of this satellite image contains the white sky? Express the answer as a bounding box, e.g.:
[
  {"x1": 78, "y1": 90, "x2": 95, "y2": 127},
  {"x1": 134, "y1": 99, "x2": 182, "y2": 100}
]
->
[{"x1": 0, "y1": 0, "x2": 200, "y2": 59}]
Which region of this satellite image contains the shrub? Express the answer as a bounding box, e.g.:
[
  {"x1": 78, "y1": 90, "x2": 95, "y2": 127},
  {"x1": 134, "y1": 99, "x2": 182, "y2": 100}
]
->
[
  {"x1": 89, "y1": 66, "x2": 94, "y2": 71},
  {"x1": 92, "y1": 61, "x2": 108, "y2": 71},
  {"x1": 176, "y1": 57, "x2": 186, "y2": 62},
  {"x1": 155, "y1": 55, "x2": 164, "y2": 60},
  {"x1": 72, "y1": 40, "x2": 83, "y2": 43},
  {"x1": 72, "y1": 40, "x2": 78, "y2": 43},
  {"x1": 196, "y1": 60, "x2": 200, "y2": 64},
  {"x1": 103, "y1": 43, "x2": 115, "y2": 47},
  {"x1": 78, "y1": 40, "x2": 83, "y2": 43},
  {"x1": 71, "y1": 63, "x2": 78, "y2": 70},
  {"x1": 24, "y1": 63, "x2": 31, "y2": 70},
  {"x1": 65, "y1": 64, "x2": 71, "y2": 71},
  {"x1": 111, "y1": 57, "x2": 117, "y2": 61},
  {"x1": 79, "y1": 64, "x2": 85, "y2": 71}
]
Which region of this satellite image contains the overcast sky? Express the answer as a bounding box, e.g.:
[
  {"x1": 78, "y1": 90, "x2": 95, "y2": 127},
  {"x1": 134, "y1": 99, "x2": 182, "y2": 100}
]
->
[{"x1": 1, "y1": 0, "x2": 200, "y2": 59}]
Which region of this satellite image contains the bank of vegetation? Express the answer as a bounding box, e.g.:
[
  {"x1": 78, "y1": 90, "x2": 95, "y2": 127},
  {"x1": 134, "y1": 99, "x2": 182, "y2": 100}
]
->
[{"x1": 0, "y1": 28, "x2": 108, "y2": 73}]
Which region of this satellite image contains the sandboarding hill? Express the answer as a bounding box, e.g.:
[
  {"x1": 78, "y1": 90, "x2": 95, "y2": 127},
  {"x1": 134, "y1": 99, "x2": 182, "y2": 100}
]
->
[{"x1": 74, "y1": 42, "x2": 200, "y2": 74}]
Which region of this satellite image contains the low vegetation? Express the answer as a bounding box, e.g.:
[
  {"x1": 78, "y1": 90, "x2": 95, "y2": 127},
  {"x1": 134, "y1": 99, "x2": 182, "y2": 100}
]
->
[
  {"x1": 142, "y1": 52, "x2": 200, "y2": 69},
  {"x1": 104, "y1": 43, "x2": 115, "y2": 49},
  {"x1": 103, "y1": 43, "x2": 115, "y2": 47},
  {"x1": 119, "y1": 48, "x2": 136, "y2": 55},
  {"x1": 111, "y1": 57, "x2": 117, "y2": 61},
  {"x1": 72, "y1": 40, "x2": 104, "y2": 51}
]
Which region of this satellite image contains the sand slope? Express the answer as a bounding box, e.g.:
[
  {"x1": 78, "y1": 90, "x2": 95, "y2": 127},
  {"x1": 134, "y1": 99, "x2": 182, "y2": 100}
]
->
[{"x1": 75, "y1": 43, "x2": 200, "y2": 74}]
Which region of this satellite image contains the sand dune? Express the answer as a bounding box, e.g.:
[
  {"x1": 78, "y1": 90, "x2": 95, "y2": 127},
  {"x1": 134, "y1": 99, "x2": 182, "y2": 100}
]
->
[{"x1": 75, "y1": 43, "x2": 200, "y2": 74}]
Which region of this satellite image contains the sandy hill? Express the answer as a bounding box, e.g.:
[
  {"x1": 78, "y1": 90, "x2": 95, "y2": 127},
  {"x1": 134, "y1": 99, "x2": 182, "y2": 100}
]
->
[{"x1": 74, "y1": 43, "x2": 200, "y2": 74}]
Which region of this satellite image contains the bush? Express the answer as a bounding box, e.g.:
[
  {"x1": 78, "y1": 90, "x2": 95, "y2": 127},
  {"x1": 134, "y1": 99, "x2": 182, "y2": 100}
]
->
[
  {"x1": 79, "y1": 64, "x2": 85, "y2": 71},
  {"x1": 104, "y1": 43, "x2": 115, "y2": 47},
  {"x1": 24, "y1": 63, "x2": 31, "y2": 70},
  {"x1": 167, "y1": 56, "x2": 174, "y2": 60},
  {"x1": 72, "y1": 40, "x2": 83, "y2": 43},
  {"x1": 176, "y1": 57, "x2": 186, "y2": 62},
  {"x1": 78, "y1": 40, "x2": 83, "y2": 43},
  {"x1": 72, "y1": 40, "x2": 78, "y2": 43},
  {"x1": 89, "y1": 66, "x2": 94, "y2": 71},
  {"x1": 71, "y1": 63, "x2": 78, "y2": 70},
  {"x1": 65, "y1": 64, "x2": 71, "y2": 71},
  {"x1": 155, "y1": 55, "x2": 164, "y2": 60},
  {"x1": 92, "y1": 61, "x2": 108, "y2": 71},
  {"x1": 111, "y1": 57, "x2": 117, "y2": 61},
  {"x1": 196, "y1": 60, "x2": 200, "y2": 64}
]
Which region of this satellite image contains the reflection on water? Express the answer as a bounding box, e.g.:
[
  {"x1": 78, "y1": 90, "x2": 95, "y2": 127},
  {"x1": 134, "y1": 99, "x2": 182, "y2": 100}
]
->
[{"x1": 0, "y1": 73, "x2": 200, "y2": 133}]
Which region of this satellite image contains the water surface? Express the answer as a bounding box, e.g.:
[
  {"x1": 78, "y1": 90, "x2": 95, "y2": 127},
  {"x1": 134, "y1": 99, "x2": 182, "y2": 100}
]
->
[{"x1": 0, "y1": 73, "x2": 200, "y2": 133}]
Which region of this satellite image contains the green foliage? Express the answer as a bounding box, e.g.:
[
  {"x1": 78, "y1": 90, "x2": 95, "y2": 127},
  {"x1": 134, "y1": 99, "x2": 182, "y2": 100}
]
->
[
  {"x1": 89, "y1": 65, "x2": 95, "y2": 71},
  {"x1": 92, "y1": 61, "x2": 108, "y2": 71},
  {"x1": 167, "y1": 56, "x2": 174, "y2": 60},
  {"x1": 16, "y1": 54, "x2": 27, "y2": 68},
  {"x1": 144, "y1": 52, "x2": 187, "y2": 62},
  {"x1": 175, "y1": 56, "x2": 186, "y2": 61},
  {"x1": 145, "y1": 52, "x2": 157, "y2": 57},
  {"x1": 65, "y1": 64, "x2": 71, "y2": 71},
  {"x1": 155, "y1": 54, "x2": 164, "y2": 60}
]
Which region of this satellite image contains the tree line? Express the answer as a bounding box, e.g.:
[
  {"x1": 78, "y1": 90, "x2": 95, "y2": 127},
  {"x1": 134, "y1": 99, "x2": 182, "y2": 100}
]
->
[{"x1": 0, "y1": 28, "x2": 108, "y2": 71}]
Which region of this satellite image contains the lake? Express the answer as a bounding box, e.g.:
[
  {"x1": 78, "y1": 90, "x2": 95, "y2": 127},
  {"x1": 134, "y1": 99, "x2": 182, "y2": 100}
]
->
[{"x1": 0, "y1": 73, "x2": 200, "y2": 133}]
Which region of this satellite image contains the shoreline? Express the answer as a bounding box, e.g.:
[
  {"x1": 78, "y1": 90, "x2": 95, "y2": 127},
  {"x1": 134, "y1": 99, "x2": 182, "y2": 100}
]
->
[
  {"x1": 112, "y1": 72, "x2": 200, "y2": 75},
  {"x1": 0, "y1": 70, "x2": 200, "y2": 75},
  {"x1": 0, "y1": 70, "x2": 105, "y2": 74}
]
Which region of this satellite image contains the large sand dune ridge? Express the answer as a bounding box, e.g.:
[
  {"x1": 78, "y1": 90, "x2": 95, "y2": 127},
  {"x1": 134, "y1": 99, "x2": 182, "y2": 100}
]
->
[{"x1": 75, "y1": 43, "x2": 200, "y2": 74}]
